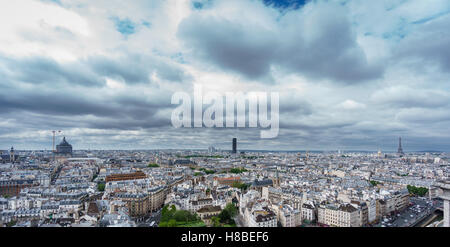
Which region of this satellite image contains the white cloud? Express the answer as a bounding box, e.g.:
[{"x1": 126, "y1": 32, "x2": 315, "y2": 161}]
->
[
  {"x1": 0, "y1": 0, "x2": 89, "y2": 61},
  {"x1": 338, "y1": 100, "x2": 366, "y2": 110}
]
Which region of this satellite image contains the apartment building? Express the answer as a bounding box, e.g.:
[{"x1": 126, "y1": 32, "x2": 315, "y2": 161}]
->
[
  {"x1": 248, "y1": 207, "x2": 277, "y2": 227},
  {"x1": 105, "y1": 171, "x2": 147, "y2": 182},
  {"x1": 278, "y1": 205, "x2": 302, "y2": 227},
  {"x1": 301, "y1": 203, "x2": 316, "y2": 222},
  {"x1": 318, "y1": 203, "x2": 360, "y2": 227},
  {"x1": 112, "y1": 186, "x2": 167, "y2": 217}
]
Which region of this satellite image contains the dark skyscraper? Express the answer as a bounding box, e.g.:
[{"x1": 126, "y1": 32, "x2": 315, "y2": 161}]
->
[
  {"x1": 232, "y1": 138, "x2": 237, "y2": 154},
  {"x1": 397, "y1": 137, "x2": 404, "y2": 155}
]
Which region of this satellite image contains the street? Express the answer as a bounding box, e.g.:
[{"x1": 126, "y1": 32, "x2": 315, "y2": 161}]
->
[
  {"x1": 377, "y1": 197, "x2": 442, "y2": 227},
  {"x1": 137, "y1": 208, "x2": 162, "y2": 227}
]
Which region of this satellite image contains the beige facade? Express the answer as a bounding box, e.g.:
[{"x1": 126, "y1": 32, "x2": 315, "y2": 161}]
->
[
  {"x1": 113, "y1": 186, "x2": 168, "y2": 217},
  {"x1": 318, "y1": 204, "x2": 360, "y2": 227},
  {"x1": 279, "y1": 206, "x2": 302, "y2": 227}
]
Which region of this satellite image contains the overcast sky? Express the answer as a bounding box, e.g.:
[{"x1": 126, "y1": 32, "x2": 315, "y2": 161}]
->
[{"x1": 1, "y1": 0, "x2": 450, "y2": 151}]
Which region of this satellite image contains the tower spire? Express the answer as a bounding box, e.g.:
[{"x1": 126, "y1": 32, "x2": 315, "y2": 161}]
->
[
  {"x1": 10, "y1": 146, "x2": 15, "y2": 163},
  {"x1": 397, "y1": 137, "x2": 404, "y2": 155}
]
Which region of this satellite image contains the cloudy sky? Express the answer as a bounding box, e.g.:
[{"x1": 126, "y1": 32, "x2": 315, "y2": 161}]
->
[{"x1": 1, "y1": 0, "x2": 450, "y2": 151}]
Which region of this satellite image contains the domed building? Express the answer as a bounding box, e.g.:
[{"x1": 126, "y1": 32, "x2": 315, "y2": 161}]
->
[{"x1": 56, "y1": 137, "x2": 73, "y2": 156}]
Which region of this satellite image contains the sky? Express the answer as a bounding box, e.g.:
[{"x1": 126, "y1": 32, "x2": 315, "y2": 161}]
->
[{"x1": 1, "y1": 0, "x2": 450, "y2": 151}]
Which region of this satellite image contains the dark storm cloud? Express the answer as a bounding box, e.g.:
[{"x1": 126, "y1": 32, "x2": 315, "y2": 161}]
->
[
  {"x1": 0, "y1": 88, "x2": 116, "y2": 117},
  {"x1": 0, "y1": 87, "x2": 173, "y2": 124},
  {"x1": 10, "y1": 113, "x2": 84, "y2": 130},
  {"x1": 0, "y1": 79, "x2": 174, "y2": 133},
  {"x1": 1, "y1": 52, "x2": 190, "y2": 90},
  {"x1": 85, "y1": 117, "x2": 170, "y2": 130},
  {"x1": 115, "y1": 95, "x2": 172, "y2": 110},
  {"x1": 86, "y1": 55, "x2": 151, "y2": 84},
  {"x1": 396, "y1": 14, "x2": 450, "y2": 74},
  {"x1": 178, "y1": 1, "x2": 383, "y2": 83},
  {"x1": 279, "y1": 119, "x2": 356, "y2": 131},
  {"x1": 0, "y1": 48, "x2": 188, "y2": 140},
  {"x1": 1, "y1": 56, "x2": 105, "y2": 87},
  {"x1": 178, "y1": 15, "x2": 277, "y2": 80},
  {"x1": 279, "y1": 99, "x2": 312, "y2": 115},
  {"x1": 275, "y1": 6, "x2": 383, "y2": 83},
  {"x1": 86, "y1": 54, "x2": 191, "y2": 84}
]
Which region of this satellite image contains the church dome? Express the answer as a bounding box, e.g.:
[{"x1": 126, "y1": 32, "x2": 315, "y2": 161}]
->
[
  {"x1": 56, "y1": 137, "x2": 73, "y2": 155},
  {"x1": 59, "y1": 137, "x2": 71, "y2": 146}
]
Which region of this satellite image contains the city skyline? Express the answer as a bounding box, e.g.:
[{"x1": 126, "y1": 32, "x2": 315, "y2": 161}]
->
[
  {"x1": 1, "y1": 0, "x2": 450, "y2": 151},
  {"x1": 0, "y1": 135, "x2": 444, "y2": 153}
]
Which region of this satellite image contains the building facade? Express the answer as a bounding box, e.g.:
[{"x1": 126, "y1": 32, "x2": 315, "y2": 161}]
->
[{"x1": 318, "y1": 204, "x2": 360, "y2": 227}]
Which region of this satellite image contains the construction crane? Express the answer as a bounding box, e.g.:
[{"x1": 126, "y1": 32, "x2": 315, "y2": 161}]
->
[
  {"x1": 52, "y1": 130, "x2": 61, "y2": 162},
  {"x1": 52, "y1": 130, "x2": 61, "y2": 153}
]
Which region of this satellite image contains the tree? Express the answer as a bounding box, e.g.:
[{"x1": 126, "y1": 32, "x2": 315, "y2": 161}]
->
[
  {"x1": 370, "y1": 180, "x2": 381, "y2": 186},
  {"x1": 407, "y1": 185, "x2": 428, "y2": 197},
  {"x1": 167, "y1": 219, "x2": 177, "y2": 227},
  {"x1": 232, "y1": 181, "x2": 249, "y2": 191},
  {"x1": 218, "y1": 208, "x2": 230, "y2": 223},
  {"x1": 161, "y1": 205, "x2": 177, "y2": 222},
  {"x1": 6, "y1": 220, "x2": 17, "y2": 227},
  {"x1": 203, "y1": 169, "x2": 216, "y2": 174},
  {"x1": 224, "y1": 203, "x2": 238, "y2": 217},
  {"x1": 161, "y1": 205, "x2": 169, "y2": 215},
  {"x1": 160, "y1": 205, "x2": 203, "y2": 227},
  {"x1": 174, "y1": 210, "x2": 190, "y2": 222},
  {"x1": 217, "y1": 203, "x2": 238, "y2": 225},
  {"x1": 230, "y1": 168, "x2": 248, "y2": 174},
  {"x1": 211, "y1": 216, "x2": 221, "y2": 227},
  {"x1": 97, "y1": 183, "x2": 105, "y2": 192}
]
